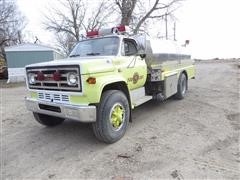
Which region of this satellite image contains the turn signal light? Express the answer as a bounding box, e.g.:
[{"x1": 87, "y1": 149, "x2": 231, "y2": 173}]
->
[{"x1": 87, "y1": 77, "x2": 96, "y2": 84}]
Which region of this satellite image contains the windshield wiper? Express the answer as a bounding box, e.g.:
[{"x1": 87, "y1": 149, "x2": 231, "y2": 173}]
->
[
  {"x1": 86, "y1": 52, "x2": 100, "y2": 56},
  {"x1": 69, "y1": 54, "x2": 80, "y2": 58}
]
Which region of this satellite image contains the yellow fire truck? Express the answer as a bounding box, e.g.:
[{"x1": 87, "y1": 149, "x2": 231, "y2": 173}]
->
[{"x1": 25, "y1": 26, "x2": 195, "y2": 143}]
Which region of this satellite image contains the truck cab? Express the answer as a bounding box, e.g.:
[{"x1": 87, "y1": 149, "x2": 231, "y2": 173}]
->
[{"x1": 25, "y1": 25, "x2": 195, "y2": 143}]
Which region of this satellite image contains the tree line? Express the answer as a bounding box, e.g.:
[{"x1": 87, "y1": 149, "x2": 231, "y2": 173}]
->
[
  {"x1": 0, "y1": 0, "x2": 25, "y2": 60},
  {"x1": 0, "y1": 0, "x2": 182, "y2": 58}
]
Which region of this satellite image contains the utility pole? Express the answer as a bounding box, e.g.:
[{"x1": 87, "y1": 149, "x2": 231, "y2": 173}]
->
[
  {"x1": 173, "y1": 22, "x2": 176, "y2": 41},
  {"x1": 165, "y1": 13, "x2": 168, "y2": 40}
]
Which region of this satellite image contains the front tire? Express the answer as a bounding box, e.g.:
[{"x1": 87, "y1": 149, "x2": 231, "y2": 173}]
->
[
  {"x1": 175, "y1": 73, "x2": 188, "y2": 99},
  {"x1": 92, "y1": 90, "x2": 130, "y2": 144},
  {"x1": 33, "y1": 113, "x2": 65, "y2": 127}
]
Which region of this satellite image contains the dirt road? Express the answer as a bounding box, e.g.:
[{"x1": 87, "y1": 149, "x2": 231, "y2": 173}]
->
[{"x1": 1, "y1": 60, "x2": 240, "y2": 179}]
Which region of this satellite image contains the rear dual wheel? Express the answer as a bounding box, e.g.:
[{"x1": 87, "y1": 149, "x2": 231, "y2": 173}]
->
[
  {"x1": 92, "y1": 90, "x2": 130, "y2": 144},
  {"x1": 175, "y1": 73, "x2": 188, "y2": 99}
]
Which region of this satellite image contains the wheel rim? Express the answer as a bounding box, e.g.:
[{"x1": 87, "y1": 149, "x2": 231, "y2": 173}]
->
[
  {"x1": 109, "y1": 103, "x2": 125, "y2": 131},
  {"x1": 181, "y1": 76, "x2": 186, "y2": 95}
]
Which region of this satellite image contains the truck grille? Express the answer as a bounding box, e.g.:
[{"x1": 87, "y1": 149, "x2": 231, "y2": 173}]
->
[
  {"x1": 26, "y1": 65, "x2": 81, "y2": 92},
  {"x1": 38, "y1": 92, "x2": 70, "y2": 104}
]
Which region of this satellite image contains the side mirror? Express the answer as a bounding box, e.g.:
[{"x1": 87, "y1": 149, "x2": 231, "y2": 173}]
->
[
  {"x1": 182, "y1": 40, "x2": 190, "y2": 47},
  {"x1": 137, "y1": 49, "x2": 146, "y2": 59},
  {"x1": 138, "y1": 53, "x2": 146, "y2": 59}
]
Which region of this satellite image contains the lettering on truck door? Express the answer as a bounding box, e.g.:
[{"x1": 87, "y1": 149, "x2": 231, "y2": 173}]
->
[{"x1": 117, "y1": 38, "x2": 147, "y2": 90}]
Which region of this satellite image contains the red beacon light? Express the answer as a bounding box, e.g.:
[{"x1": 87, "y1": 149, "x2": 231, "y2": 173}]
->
[
  {"x1": 116, "y1": 25, "x2": 126, "y2": 32},
  {"x1": 86, "y1": 25, "x2": 128, "y2": 38},
  {"x1": 86, "y1": 30, "x2": 99, "y2": 38},
  {"x1": 112, "y1": 25, "x2": 128, "y2": 34}
]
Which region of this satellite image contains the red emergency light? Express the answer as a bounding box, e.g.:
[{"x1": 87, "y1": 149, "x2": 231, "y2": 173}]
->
[
  {"x1": 53, "y1": 70, "x2": 61, "y2": 81},
  {"x1": 115, "y1": 25, "x2": 126, "y2": 32},
  {"x1": 86, "y1": 25, "x2": 127, "y2": 38},
  {"x1": 86, "y1": 30, "x2": 99, "y2": 38},
  {"x1": 37, "y1": 71, "x2": 44, "y2": 81}
]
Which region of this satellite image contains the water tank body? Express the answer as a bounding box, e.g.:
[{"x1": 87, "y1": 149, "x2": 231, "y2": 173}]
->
[
  {"x1": 145, "y1": 39, "x2": 191, "y2": 67},
  {"x1": 134, "y1": 36, "x2": 191, "y2": 67}
]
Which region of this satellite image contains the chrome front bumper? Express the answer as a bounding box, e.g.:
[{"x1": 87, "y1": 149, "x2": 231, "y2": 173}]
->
[{"x1": 25, "y1": 98, "x2": 96, "y2": 122}]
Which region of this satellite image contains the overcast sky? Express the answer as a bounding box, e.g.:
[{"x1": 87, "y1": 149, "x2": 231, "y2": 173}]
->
[{"x1": 17, "y1": 0, "x2": 240, "y2": 59}]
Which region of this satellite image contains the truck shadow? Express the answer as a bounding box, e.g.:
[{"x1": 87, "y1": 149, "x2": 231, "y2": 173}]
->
[
  {"x1": 33, "y1": 98, "x2": 177, "y2": 146},
  {"x1": 18, "y1": 97, "x2": 182, "y2": 168},
  {"x1": 131, "y1": 98, "x2": 176, "y2": 120},
  {"x1": 35, "y1": 120, "x2": 102, "y2": 146}
]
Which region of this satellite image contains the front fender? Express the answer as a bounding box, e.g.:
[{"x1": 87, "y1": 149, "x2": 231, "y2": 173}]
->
[{"x1": 73, "y1": 73, "x2": 128, "y2": 105}]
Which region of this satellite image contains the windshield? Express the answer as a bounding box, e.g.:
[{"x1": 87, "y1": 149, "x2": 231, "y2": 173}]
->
[{"x1": 69, "y1": 37, "x2": 120, "y2": 57}]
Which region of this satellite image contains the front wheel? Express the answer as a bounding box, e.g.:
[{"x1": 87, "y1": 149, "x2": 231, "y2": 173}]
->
[
  {"x1": 92, "y1": 90, "x2": 130, "y2": 144},
  {"x1": 33, "y1": 113, "x2": 65, "y2": 127},
  {"x1": 175, "y1": 73, "x2": 188, "y2": 99}
]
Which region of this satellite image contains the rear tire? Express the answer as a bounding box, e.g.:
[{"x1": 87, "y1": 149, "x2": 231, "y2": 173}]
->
[
  {"x1": 33, "y1": 113, "x2": 65, "y2": 127},
  {"x1": 92, "y1": 90, "x2": 130, "y2": 144},
  {"x1": 175, "y1": 73, "x2": 187, "y2": 99}
]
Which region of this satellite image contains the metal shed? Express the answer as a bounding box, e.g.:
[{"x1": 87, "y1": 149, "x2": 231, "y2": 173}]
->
[{"x1": 5, "y1": 43, "x2": 64, "y2": 83}]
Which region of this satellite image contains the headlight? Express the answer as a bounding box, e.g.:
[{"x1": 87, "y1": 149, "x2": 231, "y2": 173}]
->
[
  {"x1": 28, "y1": 73, "x2": 36, "y2": 84},
  {"x1": 67, "y1": 72, "x2": 78, "y2": 86}
]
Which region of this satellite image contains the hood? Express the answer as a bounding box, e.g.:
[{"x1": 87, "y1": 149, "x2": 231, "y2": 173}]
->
[{"x1": 26, "y1": 56, "x2": 116, "y2": 74}]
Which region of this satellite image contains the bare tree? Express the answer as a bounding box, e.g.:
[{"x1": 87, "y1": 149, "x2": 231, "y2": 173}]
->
[
  {"x1": 45, "y1": 0, "x2": 182, "y2": 54},
  {"x1": 115, "y1": 0, "x2": 137, "y2": 26},
  {"x1": 83, "y1": 1, "x2": 115, "y2": 32},
  {"x1": 44, "y1": 0, "x2": 86, "y2": 42},
  {"x1": 115, "y1": 0, "x2": 182, "y2": 34},
  {"x1": 0, "y1": 0, "x2": 25, "y2": 59},
  {"x1": 55, "y1": 33, "x2": 76, "y2": 55},
  {"x1": 44, "y1": 0, "x2": 114, "y2": 55}
]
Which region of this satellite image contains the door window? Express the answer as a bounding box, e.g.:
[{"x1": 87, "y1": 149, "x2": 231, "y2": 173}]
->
[{"x1": 122, "y1": 40, "x2": 137, "y2": 56}]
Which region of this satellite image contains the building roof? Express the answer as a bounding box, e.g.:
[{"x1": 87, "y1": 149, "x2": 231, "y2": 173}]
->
[{"x1": 4, "y1": 43, "x2": 58, "y2": 52}]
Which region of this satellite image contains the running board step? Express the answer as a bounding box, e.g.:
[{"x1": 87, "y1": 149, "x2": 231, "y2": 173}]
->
[{"x1": 133, "y1": 96, "x2": 152, "y2": 107}]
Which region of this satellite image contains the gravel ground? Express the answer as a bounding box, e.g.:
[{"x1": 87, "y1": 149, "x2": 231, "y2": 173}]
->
[{"x1": 1, "y1": 60, "x2": 240, "y2": 180}]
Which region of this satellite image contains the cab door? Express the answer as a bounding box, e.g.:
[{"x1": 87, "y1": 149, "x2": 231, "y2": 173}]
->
[{"x1": 113, "y1": 38, "x2": 147, "y2": 90}]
